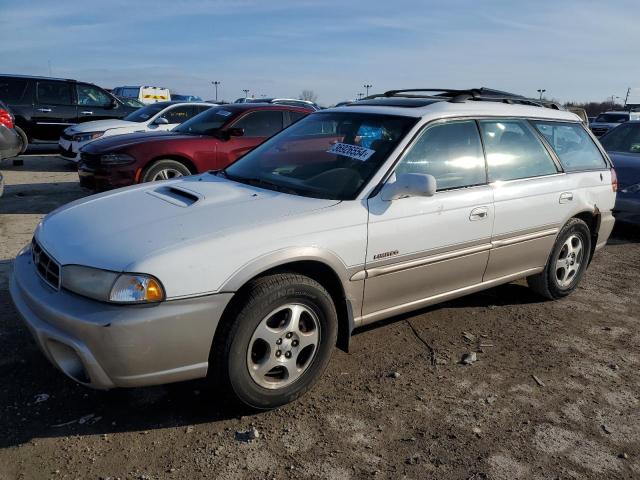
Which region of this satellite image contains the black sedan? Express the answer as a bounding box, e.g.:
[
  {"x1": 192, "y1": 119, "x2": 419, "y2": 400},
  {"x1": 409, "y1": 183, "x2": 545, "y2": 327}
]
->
[{"x1": 600, "y1": 121, "x2": 640, "y2": 225}]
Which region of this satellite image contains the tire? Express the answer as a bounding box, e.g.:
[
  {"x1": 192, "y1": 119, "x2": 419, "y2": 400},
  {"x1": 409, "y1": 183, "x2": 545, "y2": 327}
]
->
[
  {"x1": 210, "y1": 273, "x2": 338, "y2": 410},
  {"x1": 527, "y1": 218, "x2": 592, "y2": 300},
  {"x1": 141, "y1": 159, "x2": 192, "y2": 183},
  {"x1": 14, "y1": 126, "x2": 28, "y2": 154}
]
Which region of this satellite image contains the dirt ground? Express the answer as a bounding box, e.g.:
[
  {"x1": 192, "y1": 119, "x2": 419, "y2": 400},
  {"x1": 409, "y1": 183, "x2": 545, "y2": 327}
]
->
[{"x1": 1, "y1": 154, "x2": 639, "y2": 480}]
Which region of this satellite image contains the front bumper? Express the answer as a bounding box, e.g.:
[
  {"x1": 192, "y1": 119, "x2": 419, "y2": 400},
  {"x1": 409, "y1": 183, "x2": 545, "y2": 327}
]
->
[
  {"x1": 58, "y1": 137, "x2": 82, "y2": 162},
  {"x1": 9, "y1": 247, "x2": 233, "y2": 389},
  {"x1": 78, "y1": 162, "x2": 138, "y2": 191},
  {"x1": 613, "y1": 194, "x2": 640, "y2": 226}
]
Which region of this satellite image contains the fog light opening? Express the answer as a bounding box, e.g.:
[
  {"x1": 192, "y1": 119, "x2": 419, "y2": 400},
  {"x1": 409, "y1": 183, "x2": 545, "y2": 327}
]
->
[{"x1": 47, "y1": 340, "x2": 90, "y2": 384}]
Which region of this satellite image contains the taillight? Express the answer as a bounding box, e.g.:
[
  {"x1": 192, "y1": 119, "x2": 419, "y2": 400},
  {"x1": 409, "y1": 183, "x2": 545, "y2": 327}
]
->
[
  {"x1": 0, "y1": 108, "x2": 13, "y2": 129},
  {"x1": 611, "y1": 168, "x2": 618, "y2": 192}
]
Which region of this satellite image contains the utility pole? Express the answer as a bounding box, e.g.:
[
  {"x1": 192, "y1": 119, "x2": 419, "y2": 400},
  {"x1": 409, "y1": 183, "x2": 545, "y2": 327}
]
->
[
  {"x1": 357, "y1": 93, "x2": 364, "y2": 100},
  {"x1": 212, "y1": 81, "x2": 220, "y2": 102},
  {"x1": 243, "y1": 89, "x2": 250, "y2": 100},
  {"x1": 624, "y1": 87, "x2": 631, "y2": 108},
  {"x1": 363, "y1": 84, "x2": 372, "y2": 97},
  {"x1": 610, "y1": 95, "x2": 620, "y2": 109},
  {"x1": 537, "y1": 89, "x2": 546, "y2": 100},
  {"x1": 48, "y1": 60, "x2": 52, "y2": 76}
]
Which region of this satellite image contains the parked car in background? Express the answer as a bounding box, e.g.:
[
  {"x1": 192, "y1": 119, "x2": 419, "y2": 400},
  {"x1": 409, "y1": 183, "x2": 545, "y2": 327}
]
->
[
  {"x1": 78, "y1": 103, "x2": 312, "y2": 190},
  {"x1": 11, "y1": 88, "x2": 616, "y2": 409},
  {"x1": 59, "y1": 102, "x2": 213, "y2": 162},
  {"x1": 599, "y1": 121, "x2": 640, "y2": 225},
  {"x1": 0, "y1": 74, "x2": 137, "y2": 148},
  {"x1": 171, "y1": 94, "x2": 204, "y2": 102},
  {"x1": 117, "y1": 96, "x2": 144, "y2": 108},
  {"x1": 590, "y1": 111, "x2": 630, "y2": 137},
  {"x1": 240, "y1": 98, "x2": 320, "y2": 111},
  {"x1": 0, "y1": 100, "x2": 23, "y2": 160},
  {"x1": 112, "y1": 86, "x2": 171, "y2": 104}
]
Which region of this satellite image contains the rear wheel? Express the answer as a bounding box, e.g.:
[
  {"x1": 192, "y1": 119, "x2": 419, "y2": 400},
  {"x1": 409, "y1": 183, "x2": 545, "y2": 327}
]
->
[
  {"x1": 527, "y1": 218, "x2": 591, "y2": 299},
  {"x1": 210, "y1": 273, "x2": 338, "y2": 409},
  {"x1": 141, "y1": 159, "x2": 192, "y2": 183}
]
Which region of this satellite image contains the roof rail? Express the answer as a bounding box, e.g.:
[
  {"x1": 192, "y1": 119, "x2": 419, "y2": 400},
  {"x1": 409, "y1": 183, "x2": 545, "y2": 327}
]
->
[{"x1": 366, "y1": 88, "x2": 553, "y2": 108}]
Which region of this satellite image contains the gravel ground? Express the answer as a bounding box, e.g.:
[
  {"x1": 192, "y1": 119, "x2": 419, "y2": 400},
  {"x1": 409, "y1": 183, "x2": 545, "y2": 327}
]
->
[{"x1": 1, "y1": 155, "x2": 639, "y2": 480}]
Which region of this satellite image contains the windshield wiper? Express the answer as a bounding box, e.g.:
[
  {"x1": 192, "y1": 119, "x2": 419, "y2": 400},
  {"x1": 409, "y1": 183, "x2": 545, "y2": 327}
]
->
[{"x1": 225, "y1": 174, "x2": 301, "y2": 195}]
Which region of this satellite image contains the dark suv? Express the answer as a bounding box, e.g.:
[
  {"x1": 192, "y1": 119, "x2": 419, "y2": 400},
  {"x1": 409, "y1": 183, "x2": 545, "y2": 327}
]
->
[{"x1": 0, "y1": 74, "x2": 138, "y2": 150}]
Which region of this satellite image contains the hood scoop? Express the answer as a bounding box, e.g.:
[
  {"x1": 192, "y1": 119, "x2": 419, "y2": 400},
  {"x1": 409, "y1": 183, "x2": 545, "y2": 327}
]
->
[{"x1": 146, "y1": 185, "x2": 202, "y2": 207}]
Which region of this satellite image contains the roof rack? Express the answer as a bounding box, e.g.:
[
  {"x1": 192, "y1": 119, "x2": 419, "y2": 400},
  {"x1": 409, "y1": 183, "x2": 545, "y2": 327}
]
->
[{"x1": 365, "y1": 88, "x2": 559, "y2": 109}]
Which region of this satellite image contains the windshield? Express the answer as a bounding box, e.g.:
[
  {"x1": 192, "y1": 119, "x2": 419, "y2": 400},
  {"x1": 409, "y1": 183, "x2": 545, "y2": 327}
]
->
[
  {"x1": 173, "y1": 107, "x2": 236, "y2": 134},
  {"x1": 600, "y1": 123, "x2": 640, "y2": 154},
  {"x1": 223, "y1": 112, "x2": 417, "y2": 200},
  {"x1": 594, "y1": 113, "x2": 629, "y2": 123},
  {"x1": 123, "y1": 104, "x2": 166, "y2": 122}
]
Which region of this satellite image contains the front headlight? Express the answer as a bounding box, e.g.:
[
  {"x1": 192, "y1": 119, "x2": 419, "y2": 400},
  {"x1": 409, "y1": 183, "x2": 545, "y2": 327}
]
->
[
  {"x1": 100, "y1": 153, "x2": 135, "y2": 165},
  {"x1": 61, "y1": 265, "x2": 164, "y2": 303},
  {"x1": 621, "y1": 183, "x2": 640, "y2": 194},
  {"x1": 72, "y1": 131, "x2": 105, "y2": 142}
]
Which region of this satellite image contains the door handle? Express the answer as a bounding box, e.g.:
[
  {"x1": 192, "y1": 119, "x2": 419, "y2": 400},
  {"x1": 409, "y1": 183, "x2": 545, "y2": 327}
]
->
[
  {"x1": 37, "y1": 108, "x2": 52, "y2": 112},
  {"x1": 81, "y1": 111, "x2": 94, "y2": 115},
  {"x1": 559, "y1": 192, "x2": 573, "y2": 204},
  {"x1": 469, "y1": 206, "x2": 489, "y2": 221}
]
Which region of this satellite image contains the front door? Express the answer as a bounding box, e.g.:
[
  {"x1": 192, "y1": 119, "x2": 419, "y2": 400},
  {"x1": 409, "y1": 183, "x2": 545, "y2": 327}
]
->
[
  {"x1": 76, "y1": 83, "x2": 119, "y2": 123},
  {"x1": 363, "y1": 119, "x2": 494, "y2": 318},
  {"x1": 33, "y1": 80, "x2": 77, "y2": 141},
  {"x1": 218, "y1": 109, "x2": 285, "y2": 167}
]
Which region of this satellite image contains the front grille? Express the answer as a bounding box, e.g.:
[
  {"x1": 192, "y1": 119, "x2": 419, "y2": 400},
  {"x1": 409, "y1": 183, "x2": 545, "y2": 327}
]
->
[
  {"x1": 32, "y1": 238, "x2": 60, "y2": 290},
  {"x1": 80, "y1": 152, "x2": 101, "y2": 167}
]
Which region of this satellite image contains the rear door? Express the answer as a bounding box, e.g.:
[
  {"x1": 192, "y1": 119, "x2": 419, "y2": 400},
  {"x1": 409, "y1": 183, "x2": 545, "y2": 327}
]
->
[
  {"x1": 76, "y1": 83, "x2": 120, "y2": 123},
  {"x1": 33, "y1": 80, "x2": 77, "y2": 141},
  {"x1": 479, "y1": 118, "x2": 571, "y2": 281},
  {"x1": 218, "y1": 109, "x2": 285, "y2": 166}
]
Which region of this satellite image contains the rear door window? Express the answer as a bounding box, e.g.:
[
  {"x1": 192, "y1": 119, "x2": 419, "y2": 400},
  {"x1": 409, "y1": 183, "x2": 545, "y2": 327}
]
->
[
  {"x1": 233, "y1": 110, "x2": 284, "y2": 137},
  {"x1": 0, "y1": 78, "x2": 28, "y2": 103},
  {"x1": 397, "y1": 120, "x2": 486, "y2": 190},
  {"x1": 532, "y1": 121, "x2": 608, "y2": 171},
  {"x1": 36, "y1": 81, "x2": 74, "y2": 106},
  {"x1": 479, "y1": 120, "x2": 558, "y2": 182}
]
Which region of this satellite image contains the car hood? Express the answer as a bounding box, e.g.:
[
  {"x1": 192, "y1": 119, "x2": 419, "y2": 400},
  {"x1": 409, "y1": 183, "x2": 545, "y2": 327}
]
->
[
  {"x1": 36, "y1": 174, "x2": 340, "y2": 280},
  {"x1": 81, "y1": 131, "x2": 199, "y2": 152},
  {"x1": 609, "y1": 152, "x2": 640, "y2": 188},
  {"x1": 67, "y1": 119, "x2": 140, "y2": 134},
  {"x1": 590, "y1": 122, "x2": 621, "y2": 129}
]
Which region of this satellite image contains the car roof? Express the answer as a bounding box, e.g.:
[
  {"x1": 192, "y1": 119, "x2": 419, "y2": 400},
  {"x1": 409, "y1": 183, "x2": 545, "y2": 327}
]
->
[
  {"x1": 219, "y1": 103, "x2": 313, "y2": 112},
  {"x1": 0, "y1": 73, "x2": 79, "y2": 82},
  {"x1": 144, "y1": 101, "x2": 212, "y2": 108}
]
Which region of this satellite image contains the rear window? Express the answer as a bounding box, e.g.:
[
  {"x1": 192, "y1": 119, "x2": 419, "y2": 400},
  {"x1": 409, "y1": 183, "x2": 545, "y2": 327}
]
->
[
  {"x1": 119, "y1": 87, "x2": 140, "y2": 99},
  {"x1": 532, "y1": 121, "x2": 607, "y2": 171},
  {"x1": 0, "y1": 78, "x2": 28, "y2": 103}
]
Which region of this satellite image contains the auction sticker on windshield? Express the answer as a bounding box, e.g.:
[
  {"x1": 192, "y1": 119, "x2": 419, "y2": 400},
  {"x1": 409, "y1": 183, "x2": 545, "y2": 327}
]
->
[{"x1": 327, "y1": 142, "x2": 375, "y2": 161}]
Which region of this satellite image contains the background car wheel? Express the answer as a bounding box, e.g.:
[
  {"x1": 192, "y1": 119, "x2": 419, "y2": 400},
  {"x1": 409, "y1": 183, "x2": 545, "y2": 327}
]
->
[
  {"x1": 14, "y1": 126, "x2": 28, "y2": 154},
  {"x1": 210, "y1": 272, "x2": 338, "y2": 410},
  {"x1": 141, "y1": 159, "x2": 192, "y2": 183},
  {"x1": 527, "y1": 217, "x2": 592, "y2": 300}
]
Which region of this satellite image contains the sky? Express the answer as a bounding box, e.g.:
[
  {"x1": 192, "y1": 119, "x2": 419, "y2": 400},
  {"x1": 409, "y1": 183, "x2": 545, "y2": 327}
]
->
[{"x1": 1, "y1": 0, "x2": 639, "y2": 105}]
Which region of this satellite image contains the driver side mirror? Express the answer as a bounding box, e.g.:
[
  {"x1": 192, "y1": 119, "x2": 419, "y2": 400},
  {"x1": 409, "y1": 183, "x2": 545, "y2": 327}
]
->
[
  {"x1": 380, "y1": 173, "x2": 437, "y2": 201},
  {"x1": 154, "y1": 117, "x2": 170, "y2": 125},
  {"x1": 226, "y1": 127, "x2": 245, "y2": 137}
]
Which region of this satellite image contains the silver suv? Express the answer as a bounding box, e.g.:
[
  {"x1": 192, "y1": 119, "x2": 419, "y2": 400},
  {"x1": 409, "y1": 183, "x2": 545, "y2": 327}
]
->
[{"x1": 10, "y1": 88, "x2": 617, "y2": 409}]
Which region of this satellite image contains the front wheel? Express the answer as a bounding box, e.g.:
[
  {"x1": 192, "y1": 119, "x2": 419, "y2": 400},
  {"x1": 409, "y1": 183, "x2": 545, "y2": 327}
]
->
[
  {"x1": 527, "y1": 218, "x2": 591, "y2": 300},
  {"x1": 210, "y1": 273, "x2": 338, "y2": 409},
  {"x1": 141, "y1": 159, "x2": 192, "y2": 183},
  {"x1": 14, "y1": 126, "x2": 28, "y2": 154}
]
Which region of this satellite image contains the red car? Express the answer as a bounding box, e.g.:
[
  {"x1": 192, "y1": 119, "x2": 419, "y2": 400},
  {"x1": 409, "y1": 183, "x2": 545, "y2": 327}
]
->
[{"x1": 77, "y1": 104, "x2": 312, "y2": 190}]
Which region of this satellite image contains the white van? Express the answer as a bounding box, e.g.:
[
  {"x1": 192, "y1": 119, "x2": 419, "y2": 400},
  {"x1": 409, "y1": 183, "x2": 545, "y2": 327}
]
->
[{"x1": 112, "y1": 86, "x2": 171, "y2": 105}]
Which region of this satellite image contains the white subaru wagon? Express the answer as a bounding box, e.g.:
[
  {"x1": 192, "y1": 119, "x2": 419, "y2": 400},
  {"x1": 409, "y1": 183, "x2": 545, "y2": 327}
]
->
[{"x1": 10, "y1": 88, "x2": 617, "y2": 409}]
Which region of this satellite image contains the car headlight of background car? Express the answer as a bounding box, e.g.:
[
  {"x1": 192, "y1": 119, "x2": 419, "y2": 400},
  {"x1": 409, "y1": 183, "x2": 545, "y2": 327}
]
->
[
  {"x1": 620, "y1": 183, "x2": 640, "y2": 194},
  {"x1": 61, "y1": 265, "x2": 164, "y2": 303},
  {"x1": 72, "y1": 131, "x2": 105, "y2": 142},
  {"x1": 100, "y1": 153, "x2": 135, "y2": 165}
]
